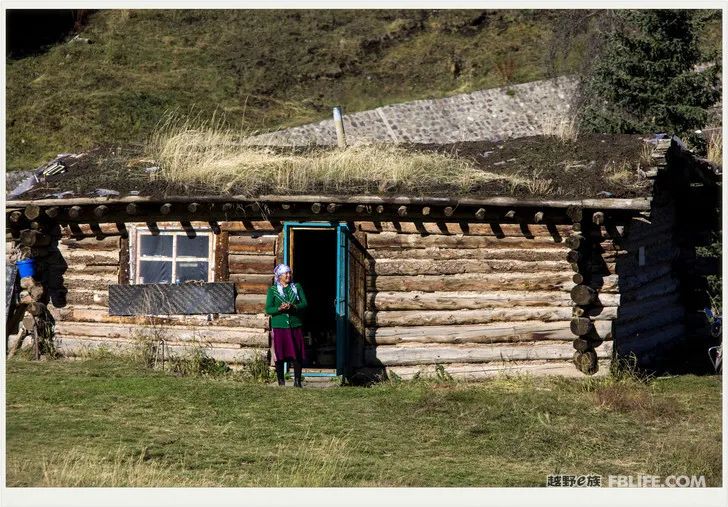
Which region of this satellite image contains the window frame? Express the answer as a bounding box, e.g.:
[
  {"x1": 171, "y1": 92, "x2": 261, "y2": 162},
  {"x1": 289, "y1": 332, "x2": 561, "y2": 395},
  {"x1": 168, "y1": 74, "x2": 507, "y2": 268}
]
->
[{"x1": 128, "y1": 226, "x2": 215, "y2": 285}]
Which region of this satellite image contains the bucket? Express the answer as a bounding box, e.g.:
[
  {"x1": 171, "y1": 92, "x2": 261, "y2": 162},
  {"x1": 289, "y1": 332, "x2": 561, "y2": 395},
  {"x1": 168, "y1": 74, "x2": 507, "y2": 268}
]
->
[{"x1": 16, "y1": 258, "x2": 36, "y2": 278}]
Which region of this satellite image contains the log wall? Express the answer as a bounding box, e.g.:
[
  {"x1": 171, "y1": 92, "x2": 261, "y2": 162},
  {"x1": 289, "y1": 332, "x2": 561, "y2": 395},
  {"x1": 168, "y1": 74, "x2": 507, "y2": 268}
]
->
[
  {"x1": 49, "y1": 221, "x2": 280, "y2": 363},
  {"x1": 612, "y1": 201, "x2": 685, "y2": 368},
  {"x1": 355, "y1": 221, "x2": 616, "y2": 377}
]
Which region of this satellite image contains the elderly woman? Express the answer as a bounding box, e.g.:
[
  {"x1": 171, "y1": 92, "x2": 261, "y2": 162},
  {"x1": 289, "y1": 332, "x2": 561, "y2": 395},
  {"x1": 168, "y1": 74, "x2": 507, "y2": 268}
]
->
[{"x1": 265, "y1": 264, "x2": 308, "y2": 387}]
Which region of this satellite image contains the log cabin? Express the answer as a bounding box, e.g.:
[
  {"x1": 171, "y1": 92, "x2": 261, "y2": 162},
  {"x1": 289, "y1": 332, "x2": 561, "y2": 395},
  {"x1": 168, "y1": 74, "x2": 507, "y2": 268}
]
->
[{"x1": 4, "y1": 134, "x2": 721, "y2": 381}]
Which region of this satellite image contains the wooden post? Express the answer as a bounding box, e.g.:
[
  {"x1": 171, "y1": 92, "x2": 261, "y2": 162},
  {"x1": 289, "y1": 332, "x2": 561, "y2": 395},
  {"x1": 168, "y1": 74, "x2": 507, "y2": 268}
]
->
[
  {"x1": 160, "y1": 203, "x2": 173, "y2": 214},
  {"x1": 375, "y1": 205, "x2": 384, "y2": 214},
  {"x1": 422, "y1": 206, "x2": 431, "y2": 216},
  {"x1": 397, "y1": 206, "x2": 407, "y2": 217},
  {"x1": 187, "y1": 202, "x2": 199, "y2": 213},
  {"x1": 222, "y1": 203, "x2": 234, "y2": 213},
  {"x1": 126, "y1": 203, "x2": 139, "y2": 215},
  {"x1": 504, "y1": 210, "x2": 516, "y2": 219},
  {"x1": 327, "y1": 203, "x2": 337, "y2": 213},
  {"x1": 566, "y1": 250, "x2": 580, "y2": 263},
  {"x1": 443, "y1": 206, "x2": 454, "y2": 217},
  {"x1": 311, "y1": 202, "x2": 322, "y2": 214},
  {"x1": 355, "y1": 205, "x2": 366, "y2": 214},
  {"x1": 333, "y1": 106, "x2": 347, "y2": 148},
  {"x1": 45, "y1": 207, "x2": 59, "y2": 219},
  {"x1": 592, "y1": 211, "x2": 605, "y2": 225},
  {"x1": 534, "y1": 211, "x2": 544, "y2": 223},
  {"x1": 475, "y1": 208, "x2": 486, "y2": 220}
]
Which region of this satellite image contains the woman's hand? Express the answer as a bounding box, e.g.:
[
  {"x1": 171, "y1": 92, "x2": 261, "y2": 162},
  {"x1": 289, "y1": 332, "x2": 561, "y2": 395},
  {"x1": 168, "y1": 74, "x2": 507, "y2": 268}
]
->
[{"x1": 278, "y1": 303, "x2": 292, "y2": 311}]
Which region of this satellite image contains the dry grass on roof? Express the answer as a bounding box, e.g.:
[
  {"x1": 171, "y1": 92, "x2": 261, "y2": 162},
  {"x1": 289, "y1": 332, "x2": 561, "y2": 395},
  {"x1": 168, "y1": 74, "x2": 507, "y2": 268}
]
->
[{"x1": 147, "y1": 122, "x2": 529, "y2": 195}]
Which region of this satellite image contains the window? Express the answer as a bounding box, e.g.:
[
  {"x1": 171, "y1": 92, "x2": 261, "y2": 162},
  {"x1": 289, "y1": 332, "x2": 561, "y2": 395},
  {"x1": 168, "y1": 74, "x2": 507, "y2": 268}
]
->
[{"x1": 131, "y1": 228, "x2": 214, "y2": 284}]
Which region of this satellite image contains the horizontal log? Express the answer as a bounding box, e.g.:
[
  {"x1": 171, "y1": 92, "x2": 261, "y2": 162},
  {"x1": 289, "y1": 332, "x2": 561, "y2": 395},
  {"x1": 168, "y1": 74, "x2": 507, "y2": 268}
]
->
[
  {"x1": 228, "y1": 234, "x2": 277, "y2": 254},
  {"x1": 59, "y1": 273, "x2": 117, "y2": 292},
  {"x1": 6, "y1": 194, "x2": 653, "y2": 210},
  {"x1": 61, "y1": 223, "x2": 124, "y2": 236},
  {"x1": 355, "y1": 222, "x2": 571, "y2": 237},
  {"x1": 618, "y1": 262, "x2": 675, "y2": 292},
  {"x1": 235, "y1": 293, "x2": 268, "y2": 313},
  {"x1": 369, "y1": 273, "x2": 578, "y2": 292},
  {"x1": 54, "y1": 321, "x2": 269, "y2": 346},
  {"x1": 367, "y1": 247, "x2": 567, "y2": 262},
  {"x1": 614, "y1": 306, "x2": 685, "y2": 339},
  {"x1": 385, "y1": 359, "x2": 610, "y2": 380},
  {"x1": 368, "y1": 290, "x2": 622, "y2": 311},
  {"x1": 366, "y1": 320, "x2": 613, "y2": 345},
  {"x1": 55, "y1": 338, "x2": 266, "y2": 364},
  {"x1": 616, "y1": 292, "x2": 681, "y2": 323},
  {"x1": 366, "y1": 306, "x2": 616, "y2": 327},
  {"x1": 60, "y1": 236, "x2": 120, "y2": 250},
  {"x1": 59, "y1": 249, "x2": 120, "y2": 265},
  {"x1": 228, "y1": 254, "x2": 276, "y2": 275},
  {"x1": 615, "y1": 323, "x2": 685, "y2": 358},
  {"x1": 231, "y1": 274, "x2": 273, "y2": 293},
  {"x1": 365, "y1": 340, "x2": 613, "y2": 366},
  {"x1": 620, "y1": 275, "x2": 678, "y2": 303},
  {"x1": 64, "y1": 291, "x2": 110, "y2": 307},
  {"x1": 366, "y1": 233, "x2": 565, "y2": 249},
  {"x1": 372, "y1": 258, "x2": 569, "y2": 276},
  {"x1": 64, "y1": 264, "x2": 119, "y2": 275},
  {"x1": 51, "y1": 305, "x2": 269, "y2": 329}
]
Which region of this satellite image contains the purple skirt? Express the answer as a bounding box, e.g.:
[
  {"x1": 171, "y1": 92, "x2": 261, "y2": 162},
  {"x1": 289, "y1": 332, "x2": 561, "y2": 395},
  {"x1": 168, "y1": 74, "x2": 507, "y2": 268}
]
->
[{"x1": 271, "y1": 327, "x2": 306, "y2": 363}]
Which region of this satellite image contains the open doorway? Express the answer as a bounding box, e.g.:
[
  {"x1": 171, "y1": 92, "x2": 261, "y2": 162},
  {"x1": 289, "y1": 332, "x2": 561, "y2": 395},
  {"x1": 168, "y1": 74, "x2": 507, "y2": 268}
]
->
[{"x1": 290, "y1": 227, "x2": 337, "y2": 369}]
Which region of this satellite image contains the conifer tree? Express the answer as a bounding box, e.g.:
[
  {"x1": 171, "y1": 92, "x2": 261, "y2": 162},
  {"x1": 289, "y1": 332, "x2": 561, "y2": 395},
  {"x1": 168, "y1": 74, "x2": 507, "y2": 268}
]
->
[{"x1": 578, "y1": 10, "x2": 720, "y2": 138}]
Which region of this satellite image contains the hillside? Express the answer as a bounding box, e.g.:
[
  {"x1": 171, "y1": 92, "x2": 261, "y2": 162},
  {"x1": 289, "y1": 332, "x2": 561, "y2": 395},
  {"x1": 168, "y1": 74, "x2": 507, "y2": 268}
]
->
[{"x1": 6, "y1": 9, "x2": 721, "y2": 171}]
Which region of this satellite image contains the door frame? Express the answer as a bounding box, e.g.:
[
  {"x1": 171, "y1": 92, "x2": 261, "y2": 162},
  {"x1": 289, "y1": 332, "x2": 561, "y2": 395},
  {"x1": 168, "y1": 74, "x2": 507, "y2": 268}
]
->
[{"x1": 282, "y1": 221, "x2": 350, "y2": 377}]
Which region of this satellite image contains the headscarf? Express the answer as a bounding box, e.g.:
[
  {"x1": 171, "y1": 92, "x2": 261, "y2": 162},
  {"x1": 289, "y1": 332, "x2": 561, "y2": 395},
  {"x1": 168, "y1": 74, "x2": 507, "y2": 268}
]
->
[{"x1": 274, "y1": 263, "x2": 299, "y2": 302}]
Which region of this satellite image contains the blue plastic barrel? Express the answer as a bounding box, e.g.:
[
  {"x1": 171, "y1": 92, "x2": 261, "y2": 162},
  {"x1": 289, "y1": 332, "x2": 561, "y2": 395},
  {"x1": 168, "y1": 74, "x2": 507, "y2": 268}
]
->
[{"x1": 16, "y1": 258, "x2": 35, "y2": 278}]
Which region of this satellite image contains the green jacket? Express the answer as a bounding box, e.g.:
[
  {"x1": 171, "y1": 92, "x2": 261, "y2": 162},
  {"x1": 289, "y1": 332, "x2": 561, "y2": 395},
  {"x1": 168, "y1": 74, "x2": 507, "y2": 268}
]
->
[{"x1": 265, "y1": 282, "x2": 308, "y2": 329}]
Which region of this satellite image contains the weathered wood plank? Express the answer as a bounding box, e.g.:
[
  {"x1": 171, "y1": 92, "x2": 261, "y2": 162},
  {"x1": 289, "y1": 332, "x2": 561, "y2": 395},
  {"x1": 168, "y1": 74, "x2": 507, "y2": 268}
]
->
[
  {"x1": 64, "y1": 264, "x2": 119, "y2": 275},
  {"x1": 235, "y1": 293, "x2": 268, "y2": 313},
  {"x1": 50, "y1": 304, "x2": 269, "y2": 329},
  {"x1": 56, "y1": 337, "x2": 267, "y2": 363},
  {"x1": 365, "y1": 340, "x2": 613, "y2": 366},
  {"x1": 355, "y1": 222, "x2": 572, "y2": 237},
  {"x1": 385, "y1": 359, "x2": 611, "y2": 379},
  {"x1": 228, "y1": 234, "x2": 277, "y2": 254},
  {"x1": 54, "y1": 321, "x2": 269, "y2": 346},
  {"x1": 368, "y1": 273, "x2": 617, "y2": 292},
  {"x1": 372, "y1": 258, "x2": 570, "y2": 275},
  {"x1": 230, "y1": 274, "x2": 273, "y2": 293},
  {"x1": 367, "y1": 290, "x2": 611, "y2": 311},
  {"x1": 58, "y1": 249, "x2": 120, "y2": 265},
  {"x1": 365, "y1": 320, "x2": 612, "y2": 345},
  {"x1": 367, "y1": 247, "x2": 567, "y2": 262},
  {"x1": 60, "y1": 236, "x2": 120, "y2": 250},
  {"x1": 366, "y1": 306, "x2": 618, "y2": 327},
  {"x1": 366, "y1": 233, "x2": 565, "y2": 249},
  {"x1": 228, "y1": 254, "x2": 276, "y2": 275}
]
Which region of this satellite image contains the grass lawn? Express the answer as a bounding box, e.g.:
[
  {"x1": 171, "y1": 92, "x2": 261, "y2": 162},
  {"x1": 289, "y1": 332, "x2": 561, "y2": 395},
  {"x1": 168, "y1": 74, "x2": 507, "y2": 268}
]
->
[{"x1": 5, "y1": 357, "x2": 722, "y2": 487}]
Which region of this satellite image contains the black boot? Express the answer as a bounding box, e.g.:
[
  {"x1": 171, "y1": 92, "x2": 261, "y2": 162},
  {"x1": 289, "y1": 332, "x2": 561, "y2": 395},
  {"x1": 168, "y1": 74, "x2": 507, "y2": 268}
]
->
[
  {"x1": 275, "y1": 360, "x2": 285, "y2": 386},
  {"x1": 293, "y1": 360, "x2": 303, "y2": 388}
]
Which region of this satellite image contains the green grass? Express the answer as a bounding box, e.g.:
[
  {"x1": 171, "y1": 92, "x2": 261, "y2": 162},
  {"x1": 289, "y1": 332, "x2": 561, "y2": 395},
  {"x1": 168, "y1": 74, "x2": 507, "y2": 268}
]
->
[{"x1": 6, "y1": 357, "x2": 722, "y2": 487}]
